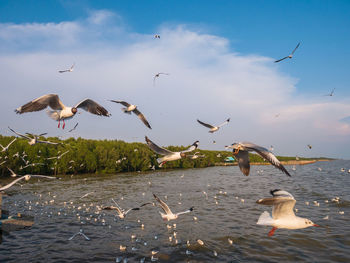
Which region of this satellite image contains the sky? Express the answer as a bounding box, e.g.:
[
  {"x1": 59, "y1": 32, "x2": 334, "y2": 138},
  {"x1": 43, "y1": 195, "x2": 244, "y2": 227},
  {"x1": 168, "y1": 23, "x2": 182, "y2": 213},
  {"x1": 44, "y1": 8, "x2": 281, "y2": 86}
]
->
[{"x1": 0, "y1": 0, "x2": 349, "y2": 159}]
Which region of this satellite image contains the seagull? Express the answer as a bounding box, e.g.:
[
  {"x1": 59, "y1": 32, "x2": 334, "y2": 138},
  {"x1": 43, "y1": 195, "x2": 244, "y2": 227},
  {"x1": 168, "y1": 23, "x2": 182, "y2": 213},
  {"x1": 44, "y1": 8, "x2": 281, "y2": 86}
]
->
[
  {"x1": 153, "y1": 72, "x2": 169, "y2": 86},
  {"x1": 153, "y1": 194, "x2": 194, "y2": 221},
  {"x1": 58, "y1": 63, "x2": 75, "y2": 73},
  {"x1": 47, "y1": 150, "x2": 70, "y2": 160},
  {"x1": 197, "y1": 118, "x2": 230, "y2": 133},
  {"x1": 102, "y1": 198, "x2": 151, "y2": 219},
  {"x1": 256, "y1": 189, "x2": 320, "y2": 236},
  {"x1": 324, "y1": 88, "x2": 335, "y2": 97},
  {"x1": 145, "y1": 136, "x2": 199, "y2": 166},
  {"x1": 154, "y1": 35, "x2": 160, "y2": 39},
  {"x1": 274, "y1": 42, "x2": 300, "y2": 63},
  {"x1": 109, "y1": 100, "x2": 151, "y2": 129},
  {"x1": 0, "y1": 138, "x2": 17, "y2": 152},
  {"x1": 8, "y1": 127, "x2": 60, "y2": 145},
  {"x1": 307, "y1": 144, "x2": 312, "y2": 149},
  {"x1": 187, "y1": 152, "x2": 205, "y2": 160},
  {"x1": 7, "y1": 167, "x2": 18, "y2": 177},
  {"x1": 0, "y1": 174, "x2": 56, "y2": 191},
  {"x1": 68, "y1": 123, "x2": 79, "y2": 132},
  {"x1": 15, "y1": 94, "x2": 111, "y2": 129},
  {"x1": 229, "y1": 142, "x2": 291, "y2": 176},
  {"x1": 68, "y1": 228, "x2": 90, "y2": 241}
]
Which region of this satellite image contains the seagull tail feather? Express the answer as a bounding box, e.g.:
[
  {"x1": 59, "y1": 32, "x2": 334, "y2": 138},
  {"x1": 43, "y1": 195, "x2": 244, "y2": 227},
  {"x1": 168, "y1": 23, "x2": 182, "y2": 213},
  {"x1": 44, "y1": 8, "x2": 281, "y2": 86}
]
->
[
  {"x1": 46, "y1": 110, "x2": 60, "y2": 121},
  {"x1": 257, "y1": 211, "x2": 274, "y2": 226}
]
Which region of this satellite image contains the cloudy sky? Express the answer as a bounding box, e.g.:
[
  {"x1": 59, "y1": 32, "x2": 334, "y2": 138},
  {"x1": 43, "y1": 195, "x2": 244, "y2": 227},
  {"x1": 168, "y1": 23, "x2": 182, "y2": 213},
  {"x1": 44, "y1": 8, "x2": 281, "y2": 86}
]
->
[{"x1": 0, "y1": 0, "x2": 349, "y2": 159}]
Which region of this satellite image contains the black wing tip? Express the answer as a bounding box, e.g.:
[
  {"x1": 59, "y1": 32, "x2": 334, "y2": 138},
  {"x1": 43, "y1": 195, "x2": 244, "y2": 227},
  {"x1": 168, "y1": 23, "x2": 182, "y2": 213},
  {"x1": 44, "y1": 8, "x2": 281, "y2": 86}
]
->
[
  {"x1": 227, "y1": 118, "x2": 230, "y2": 122},
  {"x1": 189, "y1": 206, "x2": 194, "y2": 211},
  {"x1": 270, "y1": 189, "x2": 281, "y2": 196}
]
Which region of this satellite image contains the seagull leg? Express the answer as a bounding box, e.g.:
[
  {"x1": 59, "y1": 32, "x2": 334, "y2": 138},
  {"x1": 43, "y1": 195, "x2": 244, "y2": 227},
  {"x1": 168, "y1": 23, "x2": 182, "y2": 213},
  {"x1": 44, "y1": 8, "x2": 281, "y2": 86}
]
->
[
  {"x1": 62, "y1": 120, "x2": 65, "y2": 129},
  {"x1": 58, "y1": 120, "x2": 60, "y2": 128},
  {"x1": 268, "y1": 227, "x2": 277, "y2": 237}
]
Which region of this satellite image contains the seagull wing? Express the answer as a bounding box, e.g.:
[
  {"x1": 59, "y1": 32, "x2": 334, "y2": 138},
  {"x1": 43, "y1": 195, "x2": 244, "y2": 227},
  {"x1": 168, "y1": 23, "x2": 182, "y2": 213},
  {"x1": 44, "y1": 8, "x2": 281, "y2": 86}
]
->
[
  {"x1": 257, "y1": 195, "x2": 296, "y2": 220},
  {"x1": 274, "y1": 56, "x2": 289, "y2": 63},
  {"x1": 103, "y1": 206, "x2": 123, "y2": 215},
  {"x1": 181, "y1": 141, "x2": 199, "y2": 153},
  {"x1": 242, "y1": 142, "x2": 291, "y2": 177},
  {"x1": 58, "y1": 70, "x2": 69, "y2": 73},
  {"x1": 133, "y1": 108, "x2": 152, "y2": 129},
  {"x1": 234, "y1": 150, "x2": 250, "y2": 176},
  {"x1": 109, "y1": 100, "x2": 131, "y2": 107},
  {"x1": 145, "y1": 136, "x2": 173, "y2": 155},
  {"x1": 0, "y1": 176, "x2": 26, "y2": 191},
  {"x1": 75, "y1": 99, "x2": 110, "y2": 116},
  {"x1": 153, "y1": 194, "x2": 172, "y2": 215},
  {"x1": 197, "y1": 119, "x2": 215, "y2": 129},
  {"x1": 7, "y1": 167, "x2": 16, "y2": 176},
  {"x1": 8, "y1": 127, "x2": 31, "y2": 140},
  {"x1": 68, "y1": 122, "x2": 79, "y2": 132},
  {"x1": 291, "y1": 42, "x2": 300, "y2": 55},
  {"x1": 175, "y1": 207, "x2": 194, "y2": 216},
  {"x1": 15, "y1": 94, "x2": 65, "y2": 114},
  {"x1": 6, "y1": 138, "x2": 17, "y2": 148},
  {"x1": 27, "y1": 174, "x2": 57, "y2": 179},
  {"x1": 36, "y1": 139, "x2": 60, "y2": 145},
  {"x1": 217, "y1": 118, "x2": 230, "y2": 127}
]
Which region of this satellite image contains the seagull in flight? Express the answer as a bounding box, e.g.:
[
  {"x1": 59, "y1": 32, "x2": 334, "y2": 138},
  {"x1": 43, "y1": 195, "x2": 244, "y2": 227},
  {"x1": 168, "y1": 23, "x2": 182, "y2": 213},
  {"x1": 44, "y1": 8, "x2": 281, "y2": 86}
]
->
[
  {"x1": 153, "y1": 194, "x2": 194, "y2": 221},
  {"x1": 154, "y1": 34, "x2": 160, "y2": 39},
  {"x1": 0, "y1": 174, "x2": 56, "y2": 191},
  {"x1": 324, "y1": 88, "x2": 335, "y2": 97},
  {"x1": 58, "y1": 63, "x2": 75, "y2": 73},
  {"x1": 0, "y1": 138, "x2": 17, "y2": 152},
  {"x1": 153, "y1": 72, "x2": 169, "y2": 86},
  {"x1": 307, "y1": 144, "x2": 312, "y2": 149},
  {"x1": 47, "y1": 150, "x2": 70, "y2": 160},
  {"x1": 109, "y1": 100, "x2": 151, "y2": 129},
  {"x1": 256, "y1": 189, "x2": 320, "y2": 236},
  {"x1": 8, "y1": 127, "x2": 60, "y2": 145},
  {"x1": 197, "y1": 118, "x2": 230, "y2": 133},
  {"x1": 145, "y1": 136, "x2": 199, "y2": 167},
  {"x1": 228, "y1": 142, "x2": 291, "y2": 176},
  {"x1": 102, "y1": 198, "x2": 151, "y2": 219},
  {"x1": 274, "y1": 42, "x2": 300, "y2": 63},
  {"x1": 15, "y1": 94, "x2": 111, "y2": 129}
]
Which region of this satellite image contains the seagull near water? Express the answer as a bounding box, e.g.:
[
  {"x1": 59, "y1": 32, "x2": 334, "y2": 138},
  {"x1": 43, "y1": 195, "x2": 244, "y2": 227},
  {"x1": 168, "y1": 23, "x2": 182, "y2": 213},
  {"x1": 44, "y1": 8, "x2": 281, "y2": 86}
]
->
[
  {"x1": 197, "y1": 118, "x2": 230, "y2": 133},
  {"x1": 256, "y1": 190, "x2": 320, "y2": 236},
  {"x1": 0, "y1": 174, "x2": 56, "y2": 191},
  {"x1": 0, "y1": 137, "x2": 17, "y2": 152},
  {"x1": 109, "y1": 100, "x2": 151, "y2": 129},
  {"x1": 58, "y1": 63, "x2": 75, "y2": 73},
  {"x1": 153, "y1": 194, "x2": 194, "y2": 221},
  {"x1": 102, "y1": 198, "x2": 151, "y2": 219},
  {"x1": 228, "y1": 142, "x2": 291, "y2": 176},
  {"x1": 145, "y1": 136, "x2": 199, "y2": 167},
  {"x1": 274, "y1": 42, "x2": 300, "y2": 63},
  {"x1": 8, "y1": 127, "x2": 60, "y2": 145},
  {"x1": 15, "y1": 94, "x2": 110, "y2": 129}
]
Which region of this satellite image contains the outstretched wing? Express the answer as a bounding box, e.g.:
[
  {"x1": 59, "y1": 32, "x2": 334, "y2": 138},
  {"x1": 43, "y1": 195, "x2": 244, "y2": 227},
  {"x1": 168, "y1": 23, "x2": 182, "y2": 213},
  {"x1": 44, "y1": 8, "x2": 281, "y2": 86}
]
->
[
  {"x1": 145, "y1": 136, "x2": 173, "y2": 155},
  {"x1": 274, "y1": 56, "x2": 289, "y2": 63},
  {"x1": 75, "y1": 99, "x2": 110, "y2": 116},
  {"x1": 8, "y1": 127, "x2": 31, "y2": 140},
  {"x1": 153, "y1": 194, "x2": 172, "y2": 214},
  {"x1": 181, "y1": 141, "x2": 199, "y2": 153},
  {"x1": 234, "y1": 150, "x2": 250, "y2": 176},
  {"x1": 37, "y1": 139, "x2": 60, "y2": 145},
  {"x1": 217, "y1": 118, "x2": 230, "y2": 127},
  {"x1": 291, "y1": 42, "x2": 300, "y2": 55},
  {"x1": 257, "y1": 193, "x2": 296, "y2": 220},
  {"x1": 109, "y1": 100, "x2": 131, "y2": 107},
  {"x1": 197, "y1": 119, "x2": 215, "y2": 129},
  {"x1": 102, "y1": 206, "x2": 123, "y2": 215},
  {"x1": 133, "y1": 108, "x2": 152, "y2": 129},
  {"x1": 15, "y1": 94, "x2": 65, "y2": 114},
  {"x1": 68, "y1": 123, "x2": 79, "y2": 132}
]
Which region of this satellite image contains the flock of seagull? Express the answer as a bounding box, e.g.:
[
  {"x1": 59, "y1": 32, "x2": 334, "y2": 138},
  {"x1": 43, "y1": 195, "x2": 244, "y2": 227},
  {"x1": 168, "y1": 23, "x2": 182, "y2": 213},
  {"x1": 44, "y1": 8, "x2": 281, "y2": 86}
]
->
[{"x1": 1, "y1": 39, "x2": 345, "y2": 262}]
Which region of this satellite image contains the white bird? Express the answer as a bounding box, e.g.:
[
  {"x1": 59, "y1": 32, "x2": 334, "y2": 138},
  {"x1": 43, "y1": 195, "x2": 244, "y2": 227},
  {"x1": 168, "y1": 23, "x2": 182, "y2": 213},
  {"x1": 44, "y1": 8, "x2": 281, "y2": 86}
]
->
[
  {"x1": 0, "y1": 137, "x2": 17, "y2": 152},
  {"x1": 46, "y1": 150, "x2": 70, "y2": 160},
  {"x1": 0, "y1": 174, "x2": 56, "y2": 191},
  {"x1": 307, "y1": 144, "x2": 312, "y2": 149},
  {"x1": 274, "y1": 42, "x2": 300, "y2": 63},
  {"x1": 102, "y1": 199, "x2": 151, "y2": 219},
  {"x1": 324, "y1": 88, "x2": 335, "y2": 97},
  {"x1": 154, "y1": 35, "x2": 160, "y2": 39},
  {"x1": 15, "y1": 94, "x2": 111, "y2": 129},
  {"x1": 229, "y1": 142, "x2": 291, "y2": 176},
  {"x1": 58, "y1": 63, "x2": 75, "y2": 73},
  {"x1": 197, "y1": 118, "x2": 230, "y2": 133},
  {"x1": 153, "y1": 194, "x2": 194, "y2": 221},
  {"x1": 187, "y1": 152, "x2": 205, "y2": 160},
  {"x1": 7, "y1": 167, "x2": 18, "y2": 177},
  {"x1": 145, "y1": 136, "x2": 199, "y2": 166},
  {"x1": 256, "y1": 189, "x2": 319, "y2": 236},
  {"x1": 109, "y1": 100, "x2": 151, "y2": 129},
  {"x1": 153, "y1": 72, "x2": 169, "y2": 86},
  {"x1": 8, "y1": 127, "x2": 60, "y2": 145}
]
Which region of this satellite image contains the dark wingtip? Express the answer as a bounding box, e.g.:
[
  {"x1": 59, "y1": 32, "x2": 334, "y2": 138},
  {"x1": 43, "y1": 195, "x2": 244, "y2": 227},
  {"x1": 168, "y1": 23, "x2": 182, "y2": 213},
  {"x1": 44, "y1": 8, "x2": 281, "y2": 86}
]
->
[
  {"x1": 189, "y1": 206, "x2": 194, "y2": 211},
  {"x1": 270, "y1": 189, "x2": 281, "y2": 196}
]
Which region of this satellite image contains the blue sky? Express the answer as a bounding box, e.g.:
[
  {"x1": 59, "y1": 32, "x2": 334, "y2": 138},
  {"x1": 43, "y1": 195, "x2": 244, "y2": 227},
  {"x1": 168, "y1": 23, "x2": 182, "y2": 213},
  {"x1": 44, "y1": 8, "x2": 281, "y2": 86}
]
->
[{"x1": 0, "y1": 0, "x2": 349, "y2": 158}]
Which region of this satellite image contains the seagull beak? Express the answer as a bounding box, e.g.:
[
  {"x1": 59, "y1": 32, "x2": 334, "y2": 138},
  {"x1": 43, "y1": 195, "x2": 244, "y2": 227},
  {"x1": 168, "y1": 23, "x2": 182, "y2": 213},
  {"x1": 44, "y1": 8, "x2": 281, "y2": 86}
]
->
[{"x1": 313, "y1": 224, "x2": 320, "y2": 227}]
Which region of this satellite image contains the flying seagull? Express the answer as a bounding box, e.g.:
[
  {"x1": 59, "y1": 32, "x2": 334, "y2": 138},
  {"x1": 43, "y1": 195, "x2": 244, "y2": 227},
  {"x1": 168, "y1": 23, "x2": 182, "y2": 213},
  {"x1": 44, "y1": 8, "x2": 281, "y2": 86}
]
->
[
  {"x1": 154, "y1": 35, "x2": 160, "y2": 39},
  {"x1": 229, "y1": 142, "x2": 291, "y2": 176},
  {"x1": 15, "y1": 94, "x2": 111, "y2": 129},
  {"x1": 68, "y1": 123, "x2": 79, "y2": 132},
  {"x1": 8, "y1": 127, "x2": 60, "y2": 145},
  {"x1": 102, "y1": 198, "x2": 151, "y2": 219},
  {"x1": 324, "y1": 88, "x2": 335, "y2": 97},
  {"x1": 0, "y1": 138, "x2": 17, "y2": 152},
  {"x1": 307, "y1": 144, "x2": 312, "y2": 149},
  {"x1": 145, "y1": 136, "x2": 199, "y2": 166},
  {"x1": 0, "y1": 174, "x2": 56, "y2": 191},
  {"x1": 110, "y1": 100, "x2": 151, "y2": 129},
  {"x1": 256, "y1": 189, "x2": 319, "y2": 236},
  {"x1": 197, "y1": 118, "x2": 230, "y2": 133},
  {"x1": 46, "y1": 150, "x2": 69, "y2": 160},
  {"x1": 153, "y1": 72, "x2": 169, "y2": 86},
  {"x1": 274, "y1": 42, "x2": 300, "y2": 63},
  {"x1": 153, "y1": 194, "x2": 194, "y2": 221},
  {"x1": 58, "y1": 63, "x2": 75, "y2": 73}
]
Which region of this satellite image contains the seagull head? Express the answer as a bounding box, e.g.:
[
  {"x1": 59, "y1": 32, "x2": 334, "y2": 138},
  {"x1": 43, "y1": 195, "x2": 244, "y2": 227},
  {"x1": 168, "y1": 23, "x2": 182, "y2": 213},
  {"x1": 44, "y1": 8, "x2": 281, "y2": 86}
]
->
[
  {"x1": 71, "y1": 108, "x2": 78, "y2": 114},
  {"x1": 305, "y1": 219, "x2": 320, "y2": 228}
]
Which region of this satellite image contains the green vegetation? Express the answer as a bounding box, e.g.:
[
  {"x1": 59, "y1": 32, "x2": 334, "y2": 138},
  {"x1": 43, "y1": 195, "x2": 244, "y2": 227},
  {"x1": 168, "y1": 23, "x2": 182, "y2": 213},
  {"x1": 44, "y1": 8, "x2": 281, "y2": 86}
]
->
[{"x1": 0, "y1": 135, "x2": 319, "y2": 177}]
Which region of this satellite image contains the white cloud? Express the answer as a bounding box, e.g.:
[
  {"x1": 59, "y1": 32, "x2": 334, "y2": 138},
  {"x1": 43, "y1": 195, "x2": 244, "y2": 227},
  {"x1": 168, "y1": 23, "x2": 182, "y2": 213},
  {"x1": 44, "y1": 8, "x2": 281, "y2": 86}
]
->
[{"x1": 0, "y1": 10, "x2": 349, "y2": 158}]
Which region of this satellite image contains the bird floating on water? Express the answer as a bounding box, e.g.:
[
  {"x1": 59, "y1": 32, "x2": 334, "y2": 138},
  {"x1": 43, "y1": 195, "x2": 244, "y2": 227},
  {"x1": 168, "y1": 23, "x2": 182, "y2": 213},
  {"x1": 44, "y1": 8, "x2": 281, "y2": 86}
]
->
[
  {"x1": 153, "y1": 194, "x2": 194, "y2": 221},
  {"x1": 274, "y1": 42, "x2": 300, "y2": 63},
  {"x1": 256, "y1": 189, "x2": 319, "y2": 236},
  {"x1": 15, "y1": 94, "x2": 110, "y2": 129},
  {"x1": 197, "y1": 118, "x2": 230, "y2": 133}
]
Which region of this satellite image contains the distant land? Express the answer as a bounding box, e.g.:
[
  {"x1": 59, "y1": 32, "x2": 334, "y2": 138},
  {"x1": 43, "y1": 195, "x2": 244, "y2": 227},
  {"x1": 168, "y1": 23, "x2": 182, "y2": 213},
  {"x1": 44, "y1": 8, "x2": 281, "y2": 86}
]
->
[{"x1": 0, "y1": 135, "x2": 332, "y2": 177}]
